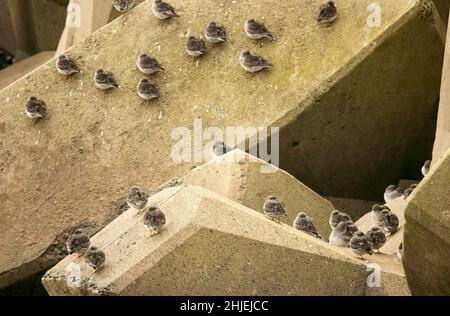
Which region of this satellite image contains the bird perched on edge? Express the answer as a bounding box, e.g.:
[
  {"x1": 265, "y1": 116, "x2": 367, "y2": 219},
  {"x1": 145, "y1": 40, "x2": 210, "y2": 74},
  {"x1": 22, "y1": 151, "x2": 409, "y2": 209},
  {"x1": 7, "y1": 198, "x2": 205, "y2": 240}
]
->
[
  {"x1": 136, "y1": 53, "x2": 165, "y2": 75},
  {"x1": 143, "y1": 206, "x2": 167, "y2": 235},
  {"x1": 329, "y1": 220, "x2": 357, "y2": 247},
  {"x1": 384, "y1": 184, "x2": 402, "y2": 203},
  {"x1": 239, "y1": 50, "x2": 272, "y2": 73},
  {"x1": 379, "y1": 209, "x2": 399, "y2": 234},
  {"x1": 56, "y1": 54, "x2": 80, "y2": 76},
  {"x1": 366, "y1": 226, "x2": 386, "y2": 252},
  {"x1": 152, "y1": 0, "x2": 179, "y2": 19},
  {"x1": 127, "y1": 186, "x2": 148, "y2": 210},
  {"x1": 94, "y1": 69, "x2": 118, "y2": 90},
  {"x1": 26, "y1": 96, "x2": 47, "y2": 121},
  {"x1": 329, "y1": 210, "x2": 352, "y2": 229},
  {"x1": 205, "y1": 21, "x2": 227, "y2": 44},
  {"x1": 371, "y1": 204, "x2": 390, "y2": 227},
  {"x1": 66, "y1": 229, "x2": 91, "y2": 256},
  {"x1": 293, "y1": 212, "x2": 322, "y2": 239},
  {"x1": 212, "y1": 141, "x2": 232, "y2": 158},
  {"x1": 263, "y1": 196, "x2": 287, "y2": 223},
  {"x1": 138, "y1": 78, "x2": 160, "y2": 101},
  {"x1": 317, "y1": 1, "x2": 338, "y2": 24},
  {"x1": 422, "y1": 160, "x2": 431, "y2": 177},
  {"x1": 403, "y1": 184, "x2": 417, "y2": 199},
  {"x1": 113, "y1": 0, "x2": 134, "y2": 12},
  {"x1": 350, "y1": 231, "x2": 373, "y2": 259},
  {"x1": 186, "y1": 36, "x2": 207, "y2": 57},
  {"x1": 84, "y1": 246, "x2": 106, "y2": 271},
  {"x1": 244, "y1": 19, "x2": 274, "y2": 40}
]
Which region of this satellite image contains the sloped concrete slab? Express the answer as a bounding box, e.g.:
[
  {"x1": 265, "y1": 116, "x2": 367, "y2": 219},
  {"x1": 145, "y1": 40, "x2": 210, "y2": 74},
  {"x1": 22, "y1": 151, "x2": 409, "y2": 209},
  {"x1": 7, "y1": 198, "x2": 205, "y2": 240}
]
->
[
  {"x1": 0, "y1": 0, "x2": 440, "y2": 288},
  {"x1": 42, "y1": 185, "x2": 408, "y2": 296},
  {"x1": 404, "y1": 147, "x2": 450, "y2": 295},
  {"x1": 183, "y1": 150, "x2": 334, "y2": 237}
]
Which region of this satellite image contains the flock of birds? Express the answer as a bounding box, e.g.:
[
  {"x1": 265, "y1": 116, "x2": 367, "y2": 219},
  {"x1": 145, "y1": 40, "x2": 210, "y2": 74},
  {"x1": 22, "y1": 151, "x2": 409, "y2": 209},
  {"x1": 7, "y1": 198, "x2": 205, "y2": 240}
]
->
[
  {"x1": 24, "y1": 0, "x2": 339, "y2": 120},
  {"x1": 67, "y1": 155, "x2": 431, "y2": 272}
]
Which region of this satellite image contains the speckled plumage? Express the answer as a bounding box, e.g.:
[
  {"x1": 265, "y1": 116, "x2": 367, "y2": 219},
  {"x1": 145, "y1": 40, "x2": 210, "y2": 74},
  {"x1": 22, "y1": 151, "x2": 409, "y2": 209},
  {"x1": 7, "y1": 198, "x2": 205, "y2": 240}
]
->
[
  {"x1": 239, "y1": 50, "x2": 272, "y2": 73},
  {"x1": 422, "y1": 160, "x2": 431, "y2": 177},
  {"x1": 137, "y1": 78, "x2": 160, "y2": 100},
  {"x1": 84, "y1": 246, "x2": 106, "y2": 271},
  {"x1": 26, "y1": 96, "x2": 47, "y2": 120},
  {"x1": 379, "y1": 209, "x2": 399, "y2": 234},
  {"x1": 94, "y1": 69, "x2": 118, "y2": 90},
  {"x1": 384, "y1": 185, "x2": 402, "y2": 203},
  {"x1": 329, "y1": 220, "x2": 357, "y2": 247},
  {"x1": 371, "y1": 204, "x2": 390, "y2": 227},
  {"x1": 113, "y1": 0, "x2": 134, "y2": 12},
  {"x1": 186, "y1": 36, "x2": 207, "y2": 57},
  {"x1": 136, "y1": 54, "x2": 164, "y2": 75},
  {"x1": 366, "y1": 226, "x2": 386, "y2": 251},
  {"x1": 66, "y1": 229, "x2": 90, "y2": 256},
  {"x1": 403, "y1": 184, "x2": 417, "y2": 199},
  {"x1": 244, "y1": 19, "x2": 273, "y2": 40},
  {"x1": 127, "y1": 186, "x2": 148, "y2": 210},
  {"x1": 329, "y1": 210, "x2": 352, "y2": 229},
  {"x1": 317, "y1": 1, "x2": 338, "y2": 23},
  {"x1": 152, "y1": 0, "x2": 179, "y2": 19},
  {"x1": 263, "y1": 196, "x2": 287, "y2": 222},
  {"x1": 293, "y1": 212, "x2": 322, "y2": 239},
  {"x1": 56, "y1": 54, "x2": 80, "y2": 76},
  {"x1": 205, "y1": 21, "x2": 227, "y2": 43},
  {"x1": 350, "y1": 231, "x2": 373, "y2": 258},
  {"x1": 143, "y1": 206, "x2": 167, "y2": 234}
]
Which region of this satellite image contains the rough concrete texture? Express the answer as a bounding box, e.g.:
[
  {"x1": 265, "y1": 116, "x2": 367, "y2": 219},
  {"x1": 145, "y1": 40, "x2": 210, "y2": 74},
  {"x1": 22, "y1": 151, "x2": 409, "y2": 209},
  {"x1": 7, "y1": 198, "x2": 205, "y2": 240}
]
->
[
  {"x1": 404, "y1": 147, "x2": 450, "y2": 295},
  {"x1": 183, "y1": 150, "x2": 334, "y2": 237},
  {"x1": 0, "y1": 0, "x2": 437, "y2": 289},
  {"x1": 42, "y1": 185, "x2": 408, "y2": 296}
]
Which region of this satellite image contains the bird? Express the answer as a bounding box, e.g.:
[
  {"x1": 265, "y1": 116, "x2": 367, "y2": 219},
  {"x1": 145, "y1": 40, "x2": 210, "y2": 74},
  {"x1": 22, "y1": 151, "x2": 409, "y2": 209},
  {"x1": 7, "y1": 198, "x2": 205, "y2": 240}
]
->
[
  {"x1": 113, "y1": 0, "x2": 134, "y2": 12},
  {"x1": 371, "y1": 204, "x2": 390, "y2": 226},
  {"x1": 84, "y1": 246, "x2": 106, "y2": 271},
  {"x1": 152, "y1": 0, "x2": 179, "y2": 19},
  {"x1": 317, "y1": 1, "x2": 338, "y2": 24},
  {"x1": 293, "y1": 212, "x2": 322, "y2": 239},
  {"x1": 403, "y1": 184, "x2": 417, "y2": 199},
  {"x1": 329, "y1": 210, "x2": 352, "y2": 229},
  {"x1": 263, "y1": 196, "x2": 287, "y2": 223},
  {"x1": 136, "y1": 53, "x2": 164, "y2": 75},
  {"x1": 366, "y1": 226, "x2": 386, "y2": 252},
  {"x1": 384, "y1": 185, "x2": 402, "y2": 203},
  {"x1": 137, "y1": 78, "x2": 160, "y2": 100},
  {"x1": 143, "y1": 206, "x2": 167, "y2": 235},
  {"x1": 350, "y1": 231, "x2": 373, "y2": 259},
  {"x1": 379, "y1": 209, "x2": 400, "y2": 234},
  {"x1": 186, "y1": 36, "x2": 207, "y2": 57},
  {"x1": 66, "y1": 229, "x2": 91, "y2": 256},
  {"x1": 422, "y1": 160, "x2": 431, "y2": 177},
  {"x1": 26, "y1": 96, "x2": 47, "y2": 120},
  {"x1": 127, "y1": 186, "x2": 148, "y2": 210},
  {"x1": 212, "y1": 141, "x2": 232, "y2": 158},
  {"x1": 94, "y1": 69, "x2": 118, "y2": 90},
  {"x1": 244, "y1": 19, "x2": 274, "y2": 40},
  {"x1": 239, "y1": 50, "x2": 272, "y2": 73},
  {"x1": 329, "y1": 220, "x2": 357, "y2": 247},
  {"x1": 56, "y1": 54, "x2": 80, "y2": 76},
  {"x1": 205, "y1": 21, "x2": 227, "y2": 43}
]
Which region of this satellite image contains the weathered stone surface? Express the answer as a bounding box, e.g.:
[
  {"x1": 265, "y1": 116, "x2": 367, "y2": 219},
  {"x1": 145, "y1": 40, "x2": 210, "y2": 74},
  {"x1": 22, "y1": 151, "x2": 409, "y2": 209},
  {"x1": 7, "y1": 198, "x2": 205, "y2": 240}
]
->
[
  {"x1": 404, "y1": 148, "x2": 450, "y2": 295},
  {"x1": 0, "y1": 0, "x2": 440, "y2": 288},
  {"x1": 42, "y1": 185, "x2": 408, "y2": 296},
  {"x1": 183, "y1": 150, "x2": 334, "y2": 237}
]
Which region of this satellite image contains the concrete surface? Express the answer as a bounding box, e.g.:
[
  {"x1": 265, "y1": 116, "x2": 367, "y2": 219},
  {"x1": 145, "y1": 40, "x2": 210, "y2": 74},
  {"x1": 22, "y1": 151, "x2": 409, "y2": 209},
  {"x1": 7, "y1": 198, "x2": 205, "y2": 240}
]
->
[
  {"x1": 404, "y1": 147, "x2": 450, "y2": 295},
  {"x1": 42, "y1": 185, "x2": 409, "y2": 296},
  {"x1": 183, "y1": 150, "x2": 335, "y2": 237},
  {"x1": 0, "y1": 0, "x2": 439, "y2": 289}
]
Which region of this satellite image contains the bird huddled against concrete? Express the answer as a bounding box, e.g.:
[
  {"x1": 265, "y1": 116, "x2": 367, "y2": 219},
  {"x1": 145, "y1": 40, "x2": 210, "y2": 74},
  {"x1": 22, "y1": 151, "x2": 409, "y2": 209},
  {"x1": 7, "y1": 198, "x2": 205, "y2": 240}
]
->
[
  {"x1": 113, "y1": 0, "x2": 134, "y2": 12},
  {"x1": 379, "y1": 209, "x2": 399, "y2": 234},
  {"x1": 84, "y1": 246, "x2": 106, "y2": 271},
  {"x1": 317, "y1": 1, "x2": 338, "y2": 24},
  {"x1": 403, "y1": 184, "x2": 418, "y2": 199},
  {"x1": 186, "y1": 35, "x2": 207, "y2": 57},
  {"x1": 94, "y1": 69, "x2": 118, "y2": 90},
  {"x1": 66, "y1": 229, "x2": 91, "y2": 256},
  {"x1": 244, "y1": 19, "x2": 274, "y2": 40},
  {"x1": 127, "y1": 186, "x2": 148, "y2": 210},
  {"x1": 143, "y1": 206, "x2": 167, "y2": 235},
  {"x1": 26, "y1": 96, "x2": 47, "y2": 120},
  {"x1": 366, "y1": 226, "x2": 386, "y2": 252},
  {"x1": 205, "y1": 21, "x2": 227, "y2": 44},
  {"x1": 293, "y1": 212, "x2": 322, "y2": 239},
  {"x1": 136, "y1": 53, "x2": 165, "y2": 75},
  {"x1": 152, "y1": 0, "x2": 179, "y2": 19},
  {"x1": 212, "y1": 141, "x2": 232, "y2": 158},
  {"x1": 329, "y1": 210, "x2": 352, "y2": 229},
  {"x1": 350, "y1": 231, "x2": 373, "y2": 259},
  {"x1": 56, "y1": 54, "x2": 80, "y2": 76},
  {"x1": 138, "y1": 78, "x2": 160, "y2": 100},
  {"x1": 239, "y1": 50, "x2": 272, "y2": 73},
  {"x1": 329, "y1": 220, "x2": 358, "y2": 247},
  {"x1": 263, "y1": 196, "x2": 287, "y2": 223},
  {"x1": 371, "y1": 204, "x2": 390, "y2": 227},
  {"x1": 422, "y1": 160, "x2": 431, "y2": 177},
  {"x1": 384, "y1": 184, "x2": 402, "y2": 203}
]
